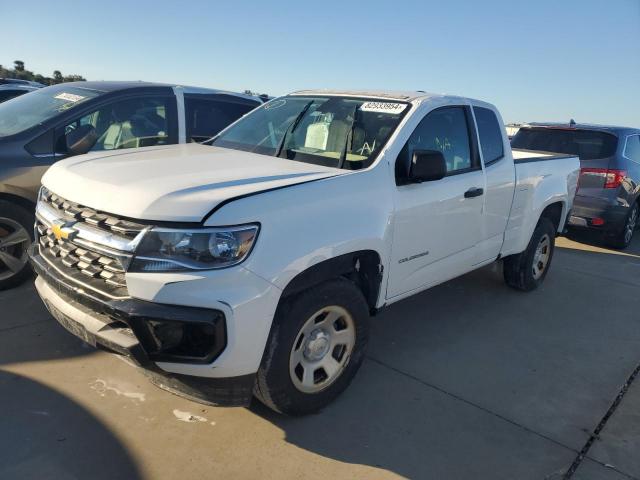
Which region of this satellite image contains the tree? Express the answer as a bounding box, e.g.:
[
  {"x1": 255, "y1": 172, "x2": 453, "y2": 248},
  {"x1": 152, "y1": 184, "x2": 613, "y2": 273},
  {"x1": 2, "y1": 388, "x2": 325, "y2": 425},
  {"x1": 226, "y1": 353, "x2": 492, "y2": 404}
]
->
[{"x1": 0, "y1": 61, "x2": 84, "y2": 84}]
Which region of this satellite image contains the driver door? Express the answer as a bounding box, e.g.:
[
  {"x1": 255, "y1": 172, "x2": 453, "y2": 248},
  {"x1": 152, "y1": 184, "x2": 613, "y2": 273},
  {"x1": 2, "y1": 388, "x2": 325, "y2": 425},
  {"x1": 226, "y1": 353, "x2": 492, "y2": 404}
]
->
[{"x1": 387, "y1": 105, "x2": 485, "y2": 299}]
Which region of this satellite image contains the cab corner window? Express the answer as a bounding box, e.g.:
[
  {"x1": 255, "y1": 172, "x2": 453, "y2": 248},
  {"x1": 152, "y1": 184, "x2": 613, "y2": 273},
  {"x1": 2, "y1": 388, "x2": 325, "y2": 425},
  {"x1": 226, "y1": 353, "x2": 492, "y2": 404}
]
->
[
  {"x1": 397, "y1": 106, "x2": 474, "y2": 184},
  {"x1": 474, "y1": 106, "x2": 504, "y2": 165},
  {"x1": 56, "y1": 96, "x2": 174, "y2": 154}
]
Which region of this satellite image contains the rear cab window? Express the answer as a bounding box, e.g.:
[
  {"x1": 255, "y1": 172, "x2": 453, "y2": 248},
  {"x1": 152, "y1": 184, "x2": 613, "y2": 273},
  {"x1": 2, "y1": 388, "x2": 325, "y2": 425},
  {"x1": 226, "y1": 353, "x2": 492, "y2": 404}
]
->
[
  {"x1": 511, "y1": 127, "x2": 618, "y2": 160},
  {"x1": 473, "y1": 106, "x2": 504, "y2": 165}
]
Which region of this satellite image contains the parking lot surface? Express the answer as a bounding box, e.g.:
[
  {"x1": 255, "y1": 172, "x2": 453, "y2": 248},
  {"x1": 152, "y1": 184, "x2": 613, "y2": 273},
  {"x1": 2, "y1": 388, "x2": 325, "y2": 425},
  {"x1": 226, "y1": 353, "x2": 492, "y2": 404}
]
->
[{"x1": 1, "y1": 232, "x2": 639, "y2": 479}]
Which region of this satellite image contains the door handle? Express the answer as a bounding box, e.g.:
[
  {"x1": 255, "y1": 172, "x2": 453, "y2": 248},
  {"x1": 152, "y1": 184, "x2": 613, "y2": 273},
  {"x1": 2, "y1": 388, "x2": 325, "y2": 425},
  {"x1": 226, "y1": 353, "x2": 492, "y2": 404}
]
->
[{"x1": 464, "y1": 187, "x2": 484, "y2": 198}]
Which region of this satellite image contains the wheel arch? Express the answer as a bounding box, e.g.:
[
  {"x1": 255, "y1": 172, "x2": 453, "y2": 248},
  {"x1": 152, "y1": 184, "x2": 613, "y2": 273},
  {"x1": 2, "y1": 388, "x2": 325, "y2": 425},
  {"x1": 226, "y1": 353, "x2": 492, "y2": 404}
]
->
[
  {"x1": 539, "y1": 201, "x2": 565, "y2": 233},
  {"x1": 279, "y1": 250, "x2": 383, "y2": 314}
]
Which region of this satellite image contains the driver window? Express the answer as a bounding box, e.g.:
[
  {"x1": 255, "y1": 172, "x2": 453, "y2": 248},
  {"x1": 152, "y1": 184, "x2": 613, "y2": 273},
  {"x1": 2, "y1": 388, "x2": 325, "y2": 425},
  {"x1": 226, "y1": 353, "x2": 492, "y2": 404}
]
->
[
  {"x1": 404, "y1": 106, "x2": 473, "y2": 174},
  {"x1": 58, "y1": 97, "x2": 171, "y2": 153}
]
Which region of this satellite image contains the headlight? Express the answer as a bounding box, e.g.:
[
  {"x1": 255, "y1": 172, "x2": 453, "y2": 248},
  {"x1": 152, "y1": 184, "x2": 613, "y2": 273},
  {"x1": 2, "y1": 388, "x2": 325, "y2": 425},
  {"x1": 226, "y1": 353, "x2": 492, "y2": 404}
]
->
[{"x1": 129, "y1": 224, "x2": 259, "y2": 272}]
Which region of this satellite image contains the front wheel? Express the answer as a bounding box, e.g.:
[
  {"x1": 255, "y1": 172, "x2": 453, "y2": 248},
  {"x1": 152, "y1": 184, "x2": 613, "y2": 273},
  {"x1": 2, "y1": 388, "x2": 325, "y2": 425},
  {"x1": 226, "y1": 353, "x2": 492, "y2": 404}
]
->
[
  {"x1": 503, "y1": 217, "x2": 556, "y2": 292},
  {"x1": 254, "y1": 278, "x2": 370, "y2": 415}
]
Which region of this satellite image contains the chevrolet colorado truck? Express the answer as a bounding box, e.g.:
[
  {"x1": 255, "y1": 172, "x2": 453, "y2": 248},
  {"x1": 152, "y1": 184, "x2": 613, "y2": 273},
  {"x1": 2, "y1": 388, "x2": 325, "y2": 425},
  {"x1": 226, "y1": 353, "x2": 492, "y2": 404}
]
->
[{"x1": 29, "y1": 90, "x2": 580, "y2": 415}]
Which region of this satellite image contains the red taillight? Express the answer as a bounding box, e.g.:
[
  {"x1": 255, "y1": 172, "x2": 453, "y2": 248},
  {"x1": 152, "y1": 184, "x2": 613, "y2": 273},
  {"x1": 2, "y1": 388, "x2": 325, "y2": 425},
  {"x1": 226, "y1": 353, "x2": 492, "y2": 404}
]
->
[{"x1": 579, "y1": 168, "x2": 627, "y2": 189}]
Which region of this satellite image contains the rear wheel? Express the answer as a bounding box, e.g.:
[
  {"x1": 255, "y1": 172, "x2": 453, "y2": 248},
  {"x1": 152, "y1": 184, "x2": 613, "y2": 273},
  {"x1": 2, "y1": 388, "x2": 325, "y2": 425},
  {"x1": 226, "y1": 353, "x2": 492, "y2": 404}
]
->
[
  {"x1": 0, "y1": 200, "x2": 34, "y2": 290},
  {"x1": 254, "y1": 278, "x2": 370, "y2": 415},
  {"x1": 504, "y1": 217, "x2": 556, "y2": 291},
  {"x1": 606, "y1": 203, "x2": 638, "y2": 249}
]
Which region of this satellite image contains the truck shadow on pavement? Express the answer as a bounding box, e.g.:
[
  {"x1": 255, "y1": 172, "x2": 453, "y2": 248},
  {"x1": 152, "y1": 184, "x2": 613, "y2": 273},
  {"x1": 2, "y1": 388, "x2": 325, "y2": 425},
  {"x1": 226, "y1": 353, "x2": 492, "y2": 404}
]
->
[{"x1": 0, "y1": 370, "x2": 142, "y2": 479}]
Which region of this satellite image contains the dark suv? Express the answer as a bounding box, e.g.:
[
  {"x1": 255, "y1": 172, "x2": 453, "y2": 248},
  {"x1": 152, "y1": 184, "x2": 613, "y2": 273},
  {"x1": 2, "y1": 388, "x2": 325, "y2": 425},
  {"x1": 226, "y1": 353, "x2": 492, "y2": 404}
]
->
[
  {"x1": 511, "y1": 123, "x2": 640, "y2": 248},
  {"x1": 0, "y1": 81, "x2": 263, "y2": 289}
]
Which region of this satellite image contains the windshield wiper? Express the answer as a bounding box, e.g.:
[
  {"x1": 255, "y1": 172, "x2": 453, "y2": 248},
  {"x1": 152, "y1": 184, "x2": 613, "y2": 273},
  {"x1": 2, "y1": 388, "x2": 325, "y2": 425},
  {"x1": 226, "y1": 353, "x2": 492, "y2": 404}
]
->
[
  {"x1": 275, "y1": 100, "x2": 314, "y2": 158},
  {"x1": 338, "y1": 105, "x2": 359, "y2": 169}
]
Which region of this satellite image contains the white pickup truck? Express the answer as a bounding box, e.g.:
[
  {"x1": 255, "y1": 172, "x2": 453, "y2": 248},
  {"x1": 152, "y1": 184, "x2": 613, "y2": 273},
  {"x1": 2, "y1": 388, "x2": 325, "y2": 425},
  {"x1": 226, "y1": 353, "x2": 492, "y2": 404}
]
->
[{"x1": 30, "y1": 90, "x2": 580, "y2": 415}]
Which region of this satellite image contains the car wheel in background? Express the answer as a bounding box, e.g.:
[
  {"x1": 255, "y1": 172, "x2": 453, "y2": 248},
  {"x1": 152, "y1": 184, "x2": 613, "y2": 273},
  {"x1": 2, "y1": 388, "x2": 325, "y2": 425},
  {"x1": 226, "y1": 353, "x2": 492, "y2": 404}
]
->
[
  {"x1": 0, "y1": 200, "x2": 34, "y2": 290},
  {"x1": 504, "y1": 217, "x2": 556, "y2": 292},
  {"x1": 606, "y1": 203, "x2": 638, "y2": 250},
  {"x1": 254, "y1": 278, "x2": 370, "y2": 415}
]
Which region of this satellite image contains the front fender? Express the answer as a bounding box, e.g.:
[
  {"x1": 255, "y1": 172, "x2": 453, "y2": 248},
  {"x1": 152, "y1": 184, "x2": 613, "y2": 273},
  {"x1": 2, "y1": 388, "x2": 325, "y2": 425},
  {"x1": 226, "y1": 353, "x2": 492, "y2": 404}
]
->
[{"x1": 207, "y1": 165, "x2": 393, "y2": 306}]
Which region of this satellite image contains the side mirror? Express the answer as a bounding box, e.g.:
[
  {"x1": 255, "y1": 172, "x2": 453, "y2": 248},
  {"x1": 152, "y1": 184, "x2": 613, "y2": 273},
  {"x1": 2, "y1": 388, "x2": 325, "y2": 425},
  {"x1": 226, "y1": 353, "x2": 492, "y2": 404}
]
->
[
  {"x1": 65, "y1": 124, "x2": 97, "y2": 156},
  {"x1": 408, "y1": 149, "x2": 447, "y2": 183}
]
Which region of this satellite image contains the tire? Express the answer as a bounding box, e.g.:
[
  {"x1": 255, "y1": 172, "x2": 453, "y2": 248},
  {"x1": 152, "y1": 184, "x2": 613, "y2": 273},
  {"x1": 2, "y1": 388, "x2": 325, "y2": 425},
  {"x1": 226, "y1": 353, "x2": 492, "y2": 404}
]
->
[
  {"x1": 606, "y1": 203, "x2": 638, "y2": 250},
  {"x1": 0, "y1": 200, "x2": 34, "y2": 291},
  {"x1": 504, "y1": 217, "x2": 556, "y2": 292},
  {"x1": 254, "y1": 278, "x2": 370, "y2": 415}
]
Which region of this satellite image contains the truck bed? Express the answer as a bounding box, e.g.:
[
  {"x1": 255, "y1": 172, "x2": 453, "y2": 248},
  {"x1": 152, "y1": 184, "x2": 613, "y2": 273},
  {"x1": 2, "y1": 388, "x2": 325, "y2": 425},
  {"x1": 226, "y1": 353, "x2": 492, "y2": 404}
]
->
[
  {"x1": 500, "y1": 149, "x2": 580, "y2": 257},
  {"x1": 512, "y1": 148, "x2": 577, "y2": 164}
]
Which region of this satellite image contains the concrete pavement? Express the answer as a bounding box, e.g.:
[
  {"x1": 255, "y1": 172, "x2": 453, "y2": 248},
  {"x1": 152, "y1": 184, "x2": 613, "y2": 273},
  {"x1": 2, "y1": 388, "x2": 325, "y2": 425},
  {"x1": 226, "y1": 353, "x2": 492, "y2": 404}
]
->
[{"x1": 1, "y1": 232, "x2": 639, "y2": 479}]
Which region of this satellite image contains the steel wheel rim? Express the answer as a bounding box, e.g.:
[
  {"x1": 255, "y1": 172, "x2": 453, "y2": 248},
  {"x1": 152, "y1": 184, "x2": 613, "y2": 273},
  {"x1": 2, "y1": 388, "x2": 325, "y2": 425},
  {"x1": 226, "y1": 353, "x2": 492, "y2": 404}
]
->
[
  {"x1": 0, "y1": 217, "x2": 31, "y2": 281},
  {"x1": 289, "y1": 305, "x2": 356, "y2": 394},
  {"x1": 624, "y1": 206, "x2": 638, "y2": 244},
  {"x1": 532, "y1": 234, "x2": 551, "y2": 280}
]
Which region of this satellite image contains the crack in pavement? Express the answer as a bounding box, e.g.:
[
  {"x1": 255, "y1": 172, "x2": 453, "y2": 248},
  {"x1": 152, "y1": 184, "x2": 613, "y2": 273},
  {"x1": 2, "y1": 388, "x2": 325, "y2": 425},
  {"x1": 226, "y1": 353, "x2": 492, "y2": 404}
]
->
[
  {"x1": 368, "y1": 354, "x2": 640, "y2": 479},
  {"x1": 563, "y1": 364, "x2": 640, "y2": 479}
]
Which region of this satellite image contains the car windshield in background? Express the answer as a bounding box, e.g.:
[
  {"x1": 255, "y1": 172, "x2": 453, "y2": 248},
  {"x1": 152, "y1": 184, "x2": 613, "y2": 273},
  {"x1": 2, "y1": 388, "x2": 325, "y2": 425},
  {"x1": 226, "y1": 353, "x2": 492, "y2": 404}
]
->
[
  {"x1": 211, "y1": 96, "x2": 409, "y2": 169},
  {"x1": 0, "y1": 87, "x2": 102, "y2": 137},
  {"x1": 511, "y1": 127, "x2": 618, "y2": 160}
]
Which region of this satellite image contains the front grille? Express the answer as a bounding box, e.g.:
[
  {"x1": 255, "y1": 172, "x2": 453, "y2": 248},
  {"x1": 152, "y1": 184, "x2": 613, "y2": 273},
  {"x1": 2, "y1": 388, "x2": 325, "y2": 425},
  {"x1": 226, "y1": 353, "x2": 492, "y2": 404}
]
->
[
  {"x1": 41, "y1": 187, "x2": 146, "y2": 239},
  {"x1": 35, "y1": 188, "x2": 150, "y2": 299}
]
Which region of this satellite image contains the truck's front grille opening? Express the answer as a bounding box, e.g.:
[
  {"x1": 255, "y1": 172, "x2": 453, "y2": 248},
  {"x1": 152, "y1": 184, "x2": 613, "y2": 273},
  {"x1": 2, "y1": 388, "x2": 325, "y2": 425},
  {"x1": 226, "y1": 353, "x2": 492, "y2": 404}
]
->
[
  {"x1": 37, "y1": 220, "x2": 130, "y2": 298},
  {"x1": 41, "y1": 187, "x2": 146, "y2": 240},
  {"x1": 35, "y1": 189, "x2": 151, "y2": 299}
]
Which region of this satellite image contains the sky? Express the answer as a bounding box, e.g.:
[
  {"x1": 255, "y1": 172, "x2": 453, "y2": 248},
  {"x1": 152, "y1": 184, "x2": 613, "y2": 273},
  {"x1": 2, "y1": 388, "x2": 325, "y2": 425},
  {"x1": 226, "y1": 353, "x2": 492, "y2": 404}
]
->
[{"x1": 2, "y1": 0, "x2": 639, "y2": 126}]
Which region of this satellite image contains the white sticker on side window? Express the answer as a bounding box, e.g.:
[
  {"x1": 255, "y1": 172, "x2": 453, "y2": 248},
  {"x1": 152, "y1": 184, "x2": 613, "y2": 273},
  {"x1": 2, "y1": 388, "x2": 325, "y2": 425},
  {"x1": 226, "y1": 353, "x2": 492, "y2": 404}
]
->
[
  {"x1": 54, "y1": 93, "x2": 86, "y2": 103},
  {"x1": 359, "y1": 102, "x2": 406, "y2": 114}
]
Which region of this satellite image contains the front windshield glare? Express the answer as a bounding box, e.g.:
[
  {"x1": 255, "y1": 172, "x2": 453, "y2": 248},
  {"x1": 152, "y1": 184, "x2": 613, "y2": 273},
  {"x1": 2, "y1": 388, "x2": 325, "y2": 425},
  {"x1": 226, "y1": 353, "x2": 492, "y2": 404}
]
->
[
  {"x1": 0, "y1": 87, "x2": 102, "y2": 137},
  {"x1": 211, "y1": 96, "x2": 409, "y2": 170}
]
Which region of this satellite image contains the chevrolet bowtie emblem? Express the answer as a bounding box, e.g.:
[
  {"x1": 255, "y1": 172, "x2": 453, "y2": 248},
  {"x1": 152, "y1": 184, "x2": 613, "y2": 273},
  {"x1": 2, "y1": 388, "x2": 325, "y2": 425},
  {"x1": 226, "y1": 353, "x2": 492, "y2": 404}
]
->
[{"x1": 51, "y1": 223, "x2": 76, "y2": 241}]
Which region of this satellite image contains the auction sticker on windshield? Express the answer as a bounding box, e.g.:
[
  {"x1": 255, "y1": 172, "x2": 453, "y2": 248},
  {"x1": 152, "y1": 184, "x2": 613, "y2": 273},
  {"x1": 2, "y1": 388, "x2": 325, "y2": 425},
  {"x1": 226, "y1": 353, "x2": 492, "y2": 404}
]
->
[
  {"x1": 54, "y1": 93, "x2": 86, "y2": 103},
  {"x1": 360, "y1": 102, "x2": 407, "y2": 114}
]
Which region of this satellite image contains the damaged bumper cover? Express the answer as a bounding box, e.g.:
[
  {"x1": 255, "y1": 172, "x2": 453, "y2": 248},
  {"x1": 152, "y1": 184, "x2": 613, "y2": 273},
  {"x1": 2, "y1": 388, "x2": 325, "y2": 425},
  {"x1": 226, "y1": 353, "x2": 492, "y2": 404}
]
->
[{"x1": 29, "y1": 245, "x2": 255, "y2": 407}]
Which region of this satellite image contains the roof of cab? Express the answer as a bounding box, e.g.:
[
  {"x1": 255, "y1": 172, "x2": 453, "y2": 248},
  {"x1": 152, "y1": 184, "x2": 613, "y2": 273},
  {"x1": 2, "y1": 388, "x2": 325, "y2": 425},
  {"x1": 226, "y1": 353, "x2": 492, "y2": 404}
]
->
[
  {"x1": 290, "y1": 89, "x2": 444, "y2": 102},
  {"x1": 39, "y1": 81, "x2": 262, "y2": 103}
]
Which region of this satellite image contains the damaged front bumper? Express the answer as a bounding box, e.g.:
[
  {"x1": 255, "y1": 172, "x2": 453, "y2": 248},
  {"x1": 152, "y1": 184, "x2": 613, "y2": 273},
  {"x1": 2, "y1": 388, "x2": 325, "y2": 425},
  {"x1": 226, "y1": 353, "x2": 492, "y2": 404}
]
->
[{"x1": 29, "y1": 245, "x2": 255, "y2": 407}]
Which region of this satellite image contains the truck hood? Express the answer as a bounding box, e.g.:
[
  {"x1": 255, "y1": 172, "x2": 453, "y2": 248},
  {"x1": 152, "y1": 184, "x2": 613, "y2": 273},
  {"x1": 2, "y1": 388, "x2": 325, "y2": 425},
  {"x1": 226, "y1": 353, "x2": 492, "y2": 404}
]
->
[{"x1": 42, "y1": 144, "x2": 343, "y2": 222}]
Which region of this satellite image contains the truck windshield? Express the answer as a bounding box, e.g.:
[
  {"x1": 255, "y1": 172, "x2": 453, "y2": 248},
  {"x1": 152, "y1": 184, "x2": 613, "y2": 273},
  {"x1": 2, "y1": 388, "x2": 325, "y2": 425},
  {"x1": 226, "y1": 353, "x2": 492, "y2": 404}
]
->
[
  {"x1": 511, "y1": 127, "x2": 618, "y2": 160},
  {"x1": 0, "y1": 87, "x2": 102, "y2": 137},
  {"x1": 211, "y1": 96, "x2": 409, "y2": 169}
]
